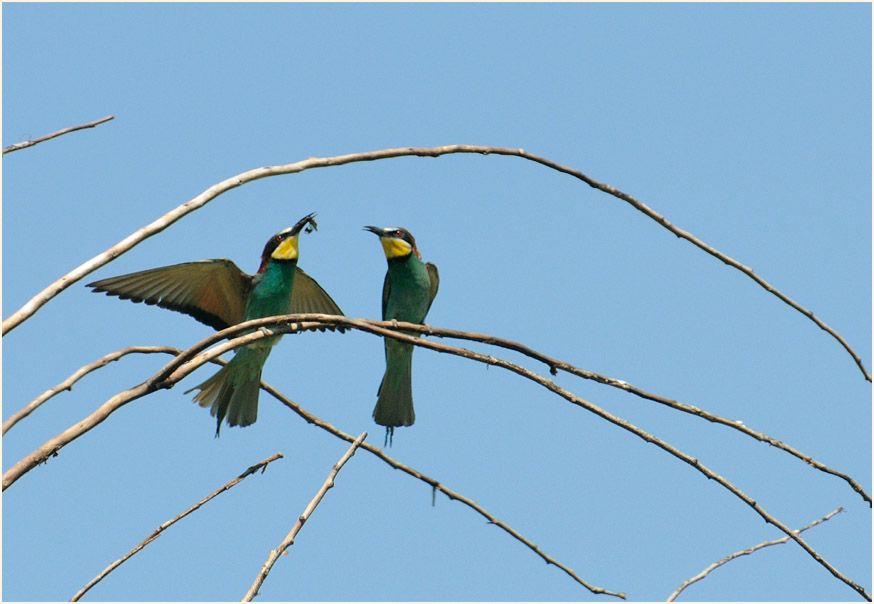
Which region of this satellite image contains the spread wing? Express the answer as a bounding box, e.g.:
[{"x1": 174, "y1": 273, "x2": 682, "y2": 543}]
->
[
  {"x1": 87, "y1": 260, "x2": 252, "y2": 331},
  {"x1": 291, "y1": 267, "x2": 346, "y2": 332}
]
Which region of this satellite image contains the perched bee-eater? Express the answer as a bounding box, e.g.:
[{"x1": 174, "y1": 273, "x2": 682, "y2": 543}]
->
[
  {"x1": 364, "y1": 225, "x2": 438, "y2": 443},
  {"x1": 88, "y1": 213, "x2": 343, "y2": 434}
]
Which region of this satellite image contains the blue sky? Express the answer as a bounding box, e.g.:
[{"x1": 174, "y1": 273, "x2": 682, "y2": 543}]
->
[{"x1": 3, "y1": 3, "x2": 871, "y2": 601}]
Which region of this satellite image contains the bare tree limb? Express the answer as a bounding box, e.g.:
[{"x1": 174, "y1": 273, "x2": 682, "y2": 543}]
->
[
  {"x1": 70, "y1": 453, "x2": 284, "y2": 602},
  {"x1": 3, "y1": 345, "x2": 179, "y2": 435},
  {"x1": 3, "y1": 330, "x2": 625, "y2": 599},
  {"x1": 3, "y1": 146, "x2": 867, "y2": 382},
  {"x1": 666, "y1": 506, "x2": 845, "y2": 601},
  {"x1": 242, "y1": 434, "x2": 367, "y2": 602},
  {"x1": 2, "y1": 115, "x2": 114, "y2": 155},
  {"x1": 279, "y1": 317, "x2": 871, "y2": 600},
  {"x1": 4, "y1": 315, "x2": 867, "y2": 599}
]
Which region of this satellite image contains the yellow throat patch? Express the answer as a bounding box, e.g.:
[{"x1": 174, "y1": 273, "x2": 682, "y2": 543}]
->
[
  {"x1": 272, "y1": 235, "x2": 299, "y2": 260},
  {"x1": 380, "y1": 236, "x2": 412, "y2": 259}
]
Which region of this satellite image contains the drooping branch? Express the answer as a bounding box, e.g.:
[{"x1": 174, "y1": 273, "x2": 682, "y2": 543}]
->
[
  {"x1": 3, "y1": 115, "x2": 114, "y2": 155},
  {"x1": 70, "y1": 453, "x2": 284, "y2": 602},
  {"x1": 242, "y1": 434, "x2": 367, "y2": 602},
  {"x1": 3, "y1": 146, "x2": 867, "y2": 382},
  {"x1": 666, "y1": 506, "x2": 845, "y2": 601},
  {"x1": 5, "y1": 315, "x2": 866, "y2": 599},
  {"x1": 3, "y1": 345, "x2": 180, "y2": 435},
  {"x1": 360, "y1": 321, "x2": 873, "y2": 506}
]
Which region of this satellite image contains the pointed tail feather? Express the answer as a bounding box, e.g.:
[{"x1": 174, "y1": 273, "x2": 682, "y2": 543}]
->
[
  {"x1": 373, "y1": 341, "x2": 415, "y2": 428},
  {"x1": 186, "y1": 347, "x2": 270, "y2": 435}
]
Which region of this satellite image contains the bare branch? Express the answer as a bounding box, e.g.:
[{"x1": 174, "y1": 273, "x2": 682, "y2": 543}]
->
[
  {"x1": 11, "y1": 321, "x2": 867, "y2": 506},
  {"x1": 70, "y1": 453, "x2": 283, "y2": 602},
  {"x1": 3, "y1": 346, "x2": 179, "y2": 435},
  {"x1": 361, "y1": 321, "x2": 872, "y2": 506},
  {"x1": 242, "y1": 434, "x2": 366, "y2": 602},
  {"x1": 3, "y1": 146, "x2": 866, "y2": 381},
  {"x1": 1, "y1": 328, "x2": 270, "y2": 491},
  {"x1": 666, "y1": 506, "x2": 845, "y2": 601},
  {"x1": 257, "y1": 381, "x2": 626, "y2": 599},
  {"x1": 3, "y1": 115, "x2": 114, "y2": 155},
  {"x1": 4, "y1": 315, "x2": 867, "y2": 599}
]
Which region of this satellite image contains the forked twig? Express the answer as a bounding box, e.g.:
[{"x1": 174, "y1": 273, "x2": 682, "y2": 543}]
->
[
  {"x1": 242, "y1": 434, "x2": 367, "y2": 601},
  {"x1": 3, "y1": 145, "x2": 867, "y2": 381},
  {"x1": 3, "y1": 115, "x2": 114, "y2": 155},
  {"x1": 666, "y1": 506, "x2": 845, "y2": 601},
  {"x1": 3, "y1": 346, "x2": 179, "y2": 435},
  {"x1": 70, "y1": 453, "x2": 283, "y2": 602}
]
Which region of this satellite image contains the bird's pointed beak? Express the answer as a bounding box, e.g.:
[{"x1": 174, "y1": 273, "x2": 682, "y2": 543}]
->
[
  {"x1": 290, "y1": 212, "x2": 318, "y2": 236},
  {"x1": 363, "y1": 225, "x2": 385, "y2": 236}
]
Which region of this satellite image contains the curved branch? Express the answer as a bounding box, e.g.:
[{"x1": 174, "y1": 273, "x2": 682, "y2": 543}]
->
[
  {"x1": 70, "y1": 453, "x2": 284, "y2": 602},
  {"x1": 666, "y1": 506, "x2": 845, "y2": 601},
  {"x1": 285, "y1": 316, "x2": 871, "y2": 600},
  {"x1": 4, "y1": 315, "x2": 867, "y2": 599},
  {"x1": 3, "y1": 115, "x2": 114, "y2": 155},
  {"x1": 3, "y1": 146, "x2": 867, "y2": 382},
  {"x1": 365, "y1": 322, "x2": 873, "y2": 506},
  {"x1": 3, "y1": 346, "x2": 180, "y2": 435},
  {"x1": 242, "y1": 434, "x2": 366, "y2": 602}
]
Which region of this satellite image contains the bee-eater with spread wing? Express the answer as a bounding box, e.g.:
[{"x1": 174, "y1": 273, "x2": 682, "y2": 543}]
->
[
  {"x1": 88, "y1": 213, "x2": 343, "y2": 434},
  {"x1": 364, "y1": 225, "x2": 438, "y2": 443}
]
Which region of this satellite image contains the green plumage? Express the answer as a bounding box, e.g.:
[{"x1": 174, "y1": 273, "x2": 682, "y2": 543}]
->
[
  {"x1": 365, "y1": 226, "x2": 439, "y2": 442},
  {"x1": 188, "y1": 259, "x2": 297, "y2": 433}
]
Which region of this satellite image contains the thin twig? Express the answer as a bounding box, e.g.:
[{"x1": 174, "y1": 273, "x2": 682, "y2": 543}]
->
[
  {"x1": 70, "y1": 453, "x2": 283, "y2": 602},
  {"x1": 3, "y1": 146, "x2": 866, "y2": 382},
  {"x1": 242, "y1": 434, "x2": 367, "y2": 602},
  {"x1": 256, "y1": 381, "x2": 625, "y2": 599},
  {"x1": 3, "y1": 115, "x2": 114, "y2": 155},
  {"x1": 5, "y1": 315, "x2": 866, "y2": 599},
  {"x1": 666, "y1": 506, "x2": 845, "y2": 601},
  {"x1": 1, "y1": 328, "x2": 270, "y2": 491},
  {"x1": 3, "y1": 346, "x2": 179, "y2": 435}
]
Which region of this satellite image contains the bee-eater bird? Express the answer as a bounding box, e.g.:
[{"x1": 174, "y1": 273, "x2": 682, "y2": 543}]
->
[
  {"x1": 364, "y1": 225, "x2": 438, "y2": 443},
  {"x1": 88, "y1": 213, "x2": 344, "y2": 434}
]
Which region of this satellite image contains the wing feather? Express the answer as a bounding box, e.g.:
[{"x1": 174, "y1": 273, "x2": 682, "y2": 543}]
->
[
  {"x1": 88, "y1": 260, "x2": 252, "y2": 330},
  {"x1": 292, "y1": 267, "x2": 346, "y2": 332}
]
